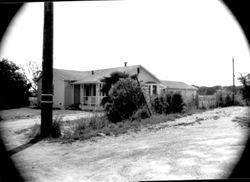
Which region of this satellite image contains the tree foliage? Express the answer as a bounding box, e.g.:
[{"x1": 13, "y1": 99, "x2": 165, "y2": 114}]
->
[
  {"x1": 215, "y1": 89, "x2": 234, "y2": 107},
  {"x1": 100, "y1": 71, "x2": 130, "y2": 106},
  {"x1": 103, "y1": 78, "x2": 146, "y2": 123},
  {"x1": 19, "y1": 60, "x2": 41, "y2": 95},
  {"x1": 151, "y1": 92, "x2": 185, "y2": 114},
  {"x1": 0, "y1": 59, "x2": 31, "y2": 109},
  {"x1": 238, "y1": 74, "x2": 250, "y2": 105}
]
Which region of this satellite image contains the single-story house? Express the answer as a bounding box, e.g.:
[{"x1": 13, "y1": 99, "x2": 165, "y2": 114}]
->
[
  {"x1": 37, "y1": 64, "x2": 162, "y2": 110},
  {"x1": 160, "y1": 80, "x2": 199, "y2": 107},
  {"x1": 37, "y1": 64, "x2": 199, "y2": 110}
]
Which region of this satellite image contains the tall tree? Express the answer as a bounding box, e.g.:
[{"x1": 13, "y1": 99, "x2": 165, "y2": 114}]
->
[
  {"x1": 19, "y1": 60, "x2": 41, "y2": 95},
  {"x1": 238, "y1": 74, "x2": 250, "y2": 105},
  {"x1": 0, "y1": 59, "x2": 31, "y2": 109}
]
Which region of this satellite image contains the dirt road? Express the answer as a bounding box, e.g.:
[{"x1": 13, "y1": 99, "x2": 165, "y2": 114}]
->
[
  {"x1": 0, "y1": 111, "x2": 99, "y2": 150},
  {"x1": 1, "y1": 106, "x2": 250, "y2": 181}
]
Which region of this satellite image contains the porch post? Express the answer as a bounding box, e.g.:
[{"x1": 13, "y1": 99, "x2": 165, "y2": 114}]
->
[
  {"x1": 80, "y1": 84, "x2": 83, "y2": 105},
  {"x1": 96, "y1": 83, "x2": 99, "y2": 107}
]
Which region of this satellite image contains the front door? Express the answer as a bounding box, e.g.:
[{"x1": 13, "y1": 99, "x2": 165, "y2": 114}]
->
[{"x1": 74, "y1": 85, "x2": 80, "y2": 105}]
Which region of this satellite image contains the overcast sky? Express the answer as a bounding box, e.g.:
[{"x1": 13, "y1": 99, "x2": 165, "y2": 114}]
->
[{"x1": 0, "y1": 0, "x2": 250, "y2": 86}]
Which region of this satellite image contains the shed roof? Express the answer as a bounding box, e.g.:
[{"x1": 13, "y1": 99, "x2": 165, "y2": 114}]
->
[{"x1": 161, "y1": 80, "x2": 198, "y2": 90}]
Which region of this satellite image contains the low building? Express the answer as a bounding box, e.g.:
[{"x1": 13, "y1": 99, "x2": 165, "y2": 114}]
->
[
  {"x1": 160, "y1": 80, "x2": 199, "y2": 107},
  {"x1": 37, "y1": 65, "x2": 162, "y2": 110}
]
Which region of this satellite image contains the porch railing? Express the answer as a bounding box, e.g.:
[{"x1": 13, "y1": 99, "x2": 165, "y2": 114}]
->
[{"x1": 81, "y1": 96, "x2": 105, "y2": 107}]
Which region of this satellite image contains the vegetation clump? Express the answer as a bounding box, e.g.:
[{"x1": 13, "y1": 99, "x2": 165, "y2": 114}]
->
[
  {"x1": 28, "y1": 116, "x2": 62, "y2": 140},
  {"x1": 0, "y1": 59, "x2": 31, "y2": 109},
  {"x1": 150, "y1": 92, "x2": 185, "y2": 114}
]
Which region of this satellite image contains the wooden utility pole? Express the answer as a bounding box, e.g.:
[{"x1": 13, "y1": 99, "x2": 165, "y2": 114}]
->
[
  {"x1": 232, "y1": 57, "x2": 235, "y2": 104},
  {"x1": 41, "y1": 2, "x2": 53, "y2": 137}
]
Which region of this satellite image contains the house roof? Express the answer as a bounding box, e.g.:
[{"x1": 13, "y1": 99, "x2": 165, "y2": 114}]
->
[
  {"x1": 161, "y1": 80, "x2": 198, "y2": 90},
  {"x1": 37, "y1": 64, "x2": 161, "y2": 84},
  {"x1": 72, "y1": 65, "x2": 161, "y2": 84},
  {"x1": 54, "y1": 68, "x2": 88, "y2": 81}
]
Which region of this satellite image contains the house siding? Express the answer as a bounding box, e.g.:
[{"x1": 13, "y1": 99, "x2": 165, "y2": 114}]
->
[
  {"x1": 138, "y1": 67, "x2": 161, "y2": 95},
  {"x1": 64, "y1": 81, "x2": 73, "y2": 107},
  {"x1": 53, "y1": 74, "x2": 65, "y2": 108},
  {"x1": 162, "y1": 88, "x2": 198, "y2": 108},
  {"x1": 138, "y1": 68, "x2": 159, "y2": 84}
]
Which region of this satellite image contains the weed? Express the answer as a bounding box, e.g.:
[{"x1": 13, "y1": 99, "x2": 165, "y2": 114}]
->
[{"x1": 27, "y1": 115, "x2": 62, "y2": 140}]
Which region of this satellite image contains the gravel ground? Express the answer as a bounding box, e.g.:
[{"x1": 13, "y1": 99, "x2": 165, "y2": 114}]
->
[
  {"x1": 0, "y1": 106, "x2": 249, "y2": 181},
  {"x1": 0, "y1": 110, "x2": 99, "y2": 150}
]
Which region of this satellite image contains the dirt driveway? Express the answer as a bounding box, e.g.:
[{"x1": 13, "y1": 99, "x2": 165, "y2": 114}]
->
[{"x1": 1, "y1": 106, "x2": 250, "y2": 181}]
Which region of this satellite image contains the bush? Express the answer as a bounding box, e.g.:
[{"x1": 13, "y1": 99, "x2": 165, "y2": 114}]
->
[
  {"x1": 234, "y1": 93, "x2": 245, "y2": 106},
  {"x1": 131, "y1": 105, "x2": 150, "y2": 121},
  {"x1": 215, "y1": 90, "x2": 234, "y2": 107},
  {"x1": 150, "y1": 96, "x2": 165, "y2": 114},
  {"x1": 51, "y1": 116, "x2": 62, "y2": 138},
  {"x1": 89, "y1": 115, "x2": 109, "y2": 130},
  {"x1": 238, "y1": 74, "x2": 250, "y2": 105},
  {"x1": 151, "y1": 92, "x2": 185, "y2": 114},
  {"x1": 171, "y1": 93, "x2": 185, "y2": 113},
  {"x1": 66, "y1": 104, "x2": 81, "y2": 110},
  {"x1": 103, "y1": 78, "x2": 145, "y2": 123},
  {"x1": 69, "y1": 115, "x2": 110, "y2": 140}
]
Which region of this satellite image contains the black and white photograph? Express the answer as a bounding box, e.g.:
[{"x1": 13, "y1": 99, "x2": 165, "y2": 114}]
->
[{"x1": 0, "y1": 0, "x2": 250, "y2": 181}]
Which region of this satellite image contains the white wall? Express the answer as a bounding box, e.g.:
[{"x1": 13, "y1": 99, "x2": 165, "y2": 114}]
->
[
  {"x1": 64, "y1": 81, "x2": 73, "y2": 107},
  {"x1": 138, "y1": 68, "x2": 158, "y2": 83},
  {"x1": 53, "y1": 74, "x2": 65, "y2": 108}
]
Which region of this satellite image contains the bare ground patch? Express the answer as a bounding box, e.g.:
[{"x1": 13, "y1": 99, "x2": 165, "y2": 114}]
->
[{"x1": 1, "y1": 106, "x2": 250, "y2": 181}]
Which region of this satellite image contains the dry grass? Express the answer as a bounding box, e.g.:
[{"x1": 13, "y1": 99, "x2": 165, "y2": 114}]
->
[
  {"x1": 59, "y1": 111, "x2": 203, "y2": 142},
  {"x1": 23, "y1": 110, "x2": 203, "y2": 142},
  {"x1": 27, "y1": 115, "x2": 62, "y2": 140}
]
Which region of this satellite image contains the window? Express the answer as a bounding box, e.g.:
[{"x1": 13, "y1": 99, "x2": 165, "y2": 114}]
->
[{"x1": 153, "y1": 85, "x2": 157, "y2": 95}]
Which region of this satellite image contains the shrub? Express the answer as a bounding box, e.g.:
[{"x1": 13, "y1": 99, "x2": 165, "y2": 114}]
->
[
  {"x1": 131, "y1": 105, "x2": 150, "y2": 121},
  {"x1": 89, "y1": 115, "x2": 109, "y2": 130},
  {"x1": 234, "y1": 93, "x2": 245, "y2": 106},
  {"x1": 66, "y1": 104, "x2": 81, "y2": 110},
  {"x1": 151, "y1": 92, "x2": 185, "y2": 114},
  {"x1": 215, "y1": 90, "x2": 234, "y2": 107},
  {"x1": 238, "y1": 74, "x2": 250, "y2": 105},
  {"x1": 103, "y1": 78, "x2": 145, "y2": 123},
  {"x1": 51, "y1": 116, "x2": 62, "y2": 138},
  {"x1": 69, "y1": 115, "x2": 109, "y2": 140},
  {"x1": 171, "y1": 93, "x2": 185, "y2": 113},
  {"x1": 150, "y1": 96, "x2": 165, "y2": 114}
]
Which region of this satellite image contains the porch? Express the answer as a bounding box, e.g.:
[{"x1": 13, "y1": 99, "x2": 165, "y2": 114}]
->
[{"x1": 72, "y1": 83, "x2": 105, "y2": 110}]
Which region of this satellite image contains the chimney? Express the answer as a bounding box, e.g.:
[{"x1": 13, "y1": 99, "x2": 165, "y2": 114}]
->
[
  {"x1": 91, "y1": 70, "x2": 94, "y2": 75},
  {"x1": 124, "y1": 62, "x2": 127, "y2": 67},
  {"x1": 137, "y1": 67, "x2": 140, "y2": 74}
]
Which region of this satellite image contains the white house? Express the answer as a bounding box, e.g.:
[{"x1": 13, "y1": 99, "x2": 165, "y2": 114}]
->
[
  {"x1": 37, "y1": 64, "x2": 199, "y2": 110},
  {"x1": 37, "y1": 64, "x2": 162, "y2": 110}
]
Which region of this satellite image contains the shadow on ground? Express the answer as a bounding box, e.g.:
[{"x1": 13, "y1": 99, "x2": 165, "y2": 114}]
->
[
  {"x1": 232, "y1": 116, "x2": 250, "y2": 128},
  {"x1": 7, "y1": 137, "x2": 42, "y2": 157}
]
